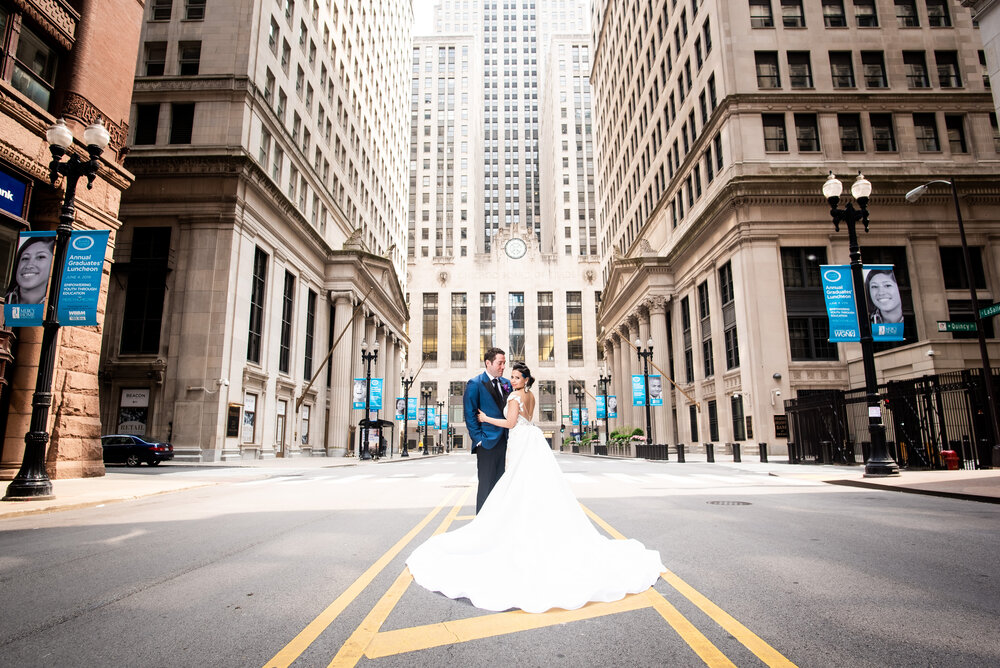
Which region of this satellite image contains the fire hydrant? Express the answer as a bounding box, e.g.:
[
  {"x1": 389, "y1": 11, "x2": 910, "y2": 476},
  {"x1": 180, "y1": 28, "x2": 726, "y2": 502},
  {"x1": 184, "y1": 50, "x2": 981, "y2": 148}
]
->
[{"x1": 941, "y1": 450, "x2": 959, "y2": 470}]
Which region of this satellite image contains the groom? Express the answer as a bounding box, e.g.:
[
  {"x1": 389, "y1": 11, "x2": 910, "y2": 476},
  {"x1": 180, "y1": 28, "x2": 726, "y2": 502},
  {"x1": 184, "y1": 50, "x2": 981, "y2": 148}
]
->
[{"x1": 464, "y1": 347, "x2": 510, "y2": 513}]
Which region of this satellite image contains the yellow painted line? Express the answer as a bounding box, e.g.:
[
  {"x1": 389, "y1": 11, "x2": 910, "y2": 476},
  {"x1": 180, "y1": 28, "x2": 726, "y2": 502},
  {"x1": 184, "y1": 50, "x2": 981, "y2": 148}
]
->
[
  {"x1": 643, "y1": 589, "x2": 736, "y2": 668},
  {"x1": 329, "y1": 487, "x2": 473, "y2": 668},
  {"x1": 454, "y1": 514, "x2": 476, "y2": 521},
  {"x1": 582, "y1": 502, "x2": 797, "y2": 668},
  {"x1": 262, "y1": 489, "x2": 458, "y2": 668},
  {"x1": 661, "y1": 569, "x2": 799, "y2": 668},
  {"x1": 365, "y1": 593, "x2": 652, "y2": 659}
]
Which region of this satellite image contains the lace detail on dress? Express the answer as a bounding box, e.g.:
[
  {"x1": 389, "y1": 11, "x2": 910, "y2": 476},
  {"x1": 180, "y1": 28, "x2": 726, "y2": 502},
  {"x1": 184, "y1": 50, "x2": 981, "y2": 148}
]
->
[{"x1": 504, "y1": 394, "x2": 533, "y2": 428}]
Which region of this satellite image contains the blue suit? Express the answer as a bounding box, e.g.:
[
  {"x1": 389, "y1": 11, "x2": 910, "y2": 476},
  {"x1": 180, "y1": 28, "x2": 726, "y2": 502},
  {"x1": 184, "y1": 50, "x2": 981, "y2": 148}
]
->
[{"x1": 464, "y1": 371, "x2": 510, "y2": 512}]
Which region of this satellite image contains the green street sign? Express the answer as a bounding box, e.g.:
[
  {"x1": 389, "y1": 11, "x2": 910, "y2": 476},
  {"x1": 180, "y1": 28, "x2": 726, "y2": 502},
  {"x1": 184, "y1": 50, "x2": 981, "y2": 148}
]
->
[
  {"x1": 979, "y1": 302, "x2": 1000, "y2": 319},
  {"x1": 938, "y1": 321, "x2": 977, "y2": 333}
]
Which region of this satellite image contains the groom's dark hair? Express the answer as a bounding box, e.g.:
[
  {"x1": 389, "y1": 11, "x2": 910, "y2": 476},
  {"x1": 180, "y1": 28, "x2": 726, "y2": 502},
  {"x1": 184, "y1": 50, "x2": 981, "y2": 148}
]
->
[{"x1": 484, "y1": 347, "x2": 505, "y2": 363}]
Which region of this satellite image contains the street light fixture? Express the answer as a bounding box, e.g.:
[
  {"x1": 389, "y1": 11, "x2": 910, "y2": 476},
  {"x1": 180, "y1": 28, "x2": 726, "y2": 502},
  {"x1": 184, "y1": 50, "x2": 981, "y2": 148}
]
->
[
  {"x1": 598, "y1": 366, "x2": 612, "y2": 452},
  {"x1": 436, "y1": 400, "x2": 444, "y2": 454},
  {"x1": 634, "y1": 337, "x2": 657, "y2": 458},
  {"x1": 400, "y1": 368, "x2": 415, "y2": 457},
  {"x1": 4, "y1": 118, "x2": 110, "y2": 502},
  {"x1": 420, "y1": 387, "x2": 432, "y2": 455},
  {"x1": 905, "y1": 178, "x2": 1000, "y2": 465},
  {"x1": 359, "y1": 339, "x2": 379, "y2": 461},
  {"x1": 824, "y1": 171, "x2": 899, "y2": 476}
]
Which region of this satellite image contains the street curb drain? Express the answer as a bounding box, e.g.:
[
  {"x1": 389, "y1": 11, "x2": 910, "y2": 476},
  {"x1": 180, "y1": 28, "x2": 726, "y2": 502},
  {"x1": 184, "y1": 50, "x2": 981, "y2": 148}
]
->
[{"x1": 707, "y1": 500, "x2": 752, "y2": 506}]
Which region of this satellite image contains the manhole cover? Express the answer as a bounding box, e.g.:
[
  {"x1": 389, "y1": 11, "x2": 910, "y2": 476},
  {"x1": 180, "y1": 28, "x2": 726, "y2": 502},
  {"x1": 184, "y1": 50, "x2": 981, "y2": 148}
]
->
[{"x1": 707, "y1": 500, "x2": 752, "y2": 506}]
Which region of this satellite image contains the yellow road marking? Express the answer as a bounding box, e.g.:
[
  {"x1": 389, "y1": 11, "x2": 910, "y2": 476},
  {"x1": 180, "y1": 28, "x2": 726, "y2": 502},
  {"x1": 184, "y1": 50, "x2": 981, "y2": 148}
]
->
[
  {"x1": 660, "y1": 569, "x2": 798, "y2": 668},
  {"x1": 454, "y1": 514, "x2": 476, "y2": 521},
  {"x1": 643, "y1": 589, "x2": 737, "y2": 668},
  {"x1": 262, "y1": 489, "x2": 458, "y2": 668},
  {"x1": 365, "y1": 594, "x2": 651, "y2": 659},
  {"x1": 329, "y1": 487, "x2": 473, "y2": 668}
]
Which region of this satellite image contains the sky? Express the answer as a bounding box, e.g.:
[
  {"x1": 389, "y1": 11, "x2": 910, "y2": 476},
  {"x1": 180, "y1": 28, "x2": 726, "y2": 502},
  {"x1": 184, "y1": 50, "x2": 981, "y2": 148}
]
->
[{"x1": 412, "y1": 0, "x2": 435, "y2": 35}]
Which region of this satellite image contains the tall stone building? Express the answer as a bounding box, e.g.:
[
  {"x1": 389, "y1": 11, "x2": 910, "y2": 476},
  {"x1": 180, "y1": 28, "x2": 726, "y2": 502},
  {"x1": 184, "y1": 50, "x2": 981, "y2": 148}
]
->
[
  {"x1": 100, "y1": 0, "x2": 412, "y2": 460},
  {"x1": 0, "y1": 0, "x2": 143, "y2": 480},
  {"x1": 405, "y1": 2, "x2": 610, "y2": 450},
  {"x1": 591, "y1": 1, "x2": 1000, "y2": 454}
]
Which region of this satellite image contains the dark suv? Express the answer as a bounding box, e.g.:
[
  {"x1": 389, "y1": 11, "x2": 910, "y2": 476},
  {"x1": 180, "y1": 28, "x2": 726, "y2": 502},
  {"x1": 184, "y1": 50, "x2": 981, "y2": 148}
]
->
[{"x1": 101, "y1": 435, "x2": 174, "y2": 466}]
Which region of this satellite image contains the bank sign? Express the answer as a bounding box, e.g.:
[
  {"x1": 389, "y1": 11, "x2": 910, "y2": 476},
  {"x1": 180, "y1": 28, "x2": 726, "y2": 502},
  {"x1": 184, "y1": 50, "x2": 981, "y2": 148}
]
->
[{"x1": 0, "y1": 170, "x2": 28, "y2": 217}]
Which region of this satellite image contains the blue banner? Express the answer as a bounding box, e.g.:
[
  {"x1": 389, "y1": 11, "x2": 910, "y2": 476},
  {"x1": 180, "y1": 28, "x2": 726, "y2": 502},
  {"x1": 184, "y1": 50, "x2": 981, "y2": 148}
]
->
[
  {"x1": 394, "y1": 397, "x2": 405, "y2": 420},
  {"x1": 57, "y1": 230, "x2": 110, "y2": 326},
  {"x1": 417, "y1": 407, "x2": 426, "y2": 426},
  {"x1": 649, "y1": 374, "x2": 663, "y2": 406},
  {"x1": 571, "y1": 407, "x2": 580, "y2": 426},
  {"x1": 407, "y1": 397, "x2": 418, "y2": 420},
  {"x1": 821, "y1": 265, "x2": 860, "y2": 342},
  {"x1": 632, "y1": 374, "x2": 645, "y2": 406},
  {"x1": 440, "y1": 411, "x2": 448, "y2": 429},
  {"x1": 864, "y1": 265, "x2": 905, "y2": 342},
  {"x1": 582, "y1": 408, "x2": 589, "y2": 426},
  {"x1": 369, "y1": 378, "x2": 383, "y2": 410},
  {"x1": 607, "y1": 395, "x2": 618, "y2": 419},
  {"x1": 596, "y1": 395, "x2": 606, "y2": 419},
  {"x1": 427, "y1": 406, "x2": 436, "y2": 428},
  {"x1": 352, "y1": 378, "x2": 383, "y2": 410},
  {"x1": 3, "y1": 231, "x2": 56, "y2": 327}
]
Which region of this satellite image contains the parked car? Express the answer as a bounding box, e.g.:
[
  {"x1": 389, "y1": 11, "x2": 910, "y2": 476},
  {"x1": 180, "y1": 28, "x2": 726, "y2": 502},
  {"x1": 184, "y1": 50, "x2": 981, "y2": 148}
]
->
[{"x1": 101, "y1": 435, "x2": 174, "y2": 467}]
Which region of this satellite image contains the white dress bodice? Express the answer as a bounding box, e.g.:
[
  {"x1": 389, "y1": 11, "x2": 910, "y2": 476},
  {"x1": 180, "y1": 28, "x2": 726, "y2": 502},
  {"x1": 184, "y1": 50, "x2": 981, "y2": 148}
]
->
[{"x1": 504, "y1": 393, "x2": 533, "y2": 428}]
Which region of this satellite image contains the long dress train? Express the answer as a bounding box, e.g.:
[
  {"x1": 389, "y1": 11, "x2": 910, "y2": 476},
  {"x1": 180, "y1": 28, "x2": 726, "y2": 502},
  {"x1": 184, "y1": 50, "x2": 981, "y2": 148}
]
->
[{"x1": 406, "y1": 397, "x2": 664, "y2": 613}]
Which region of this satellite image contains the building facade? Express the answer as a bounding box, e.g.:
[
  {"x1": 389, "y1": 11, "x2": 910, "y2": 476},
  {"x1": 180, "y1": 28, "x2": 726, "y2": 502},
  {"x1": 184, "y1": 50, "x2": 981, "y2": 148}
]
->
[
  {"x1": 0, "y1": 0, "x2": 143, "y2": 480},
  {"x1": 592, "y1": 0, "x2": 1000, "y2": 454},
  {"x1": 99, "y1": 0, "x2": 412, "y2": 460}
]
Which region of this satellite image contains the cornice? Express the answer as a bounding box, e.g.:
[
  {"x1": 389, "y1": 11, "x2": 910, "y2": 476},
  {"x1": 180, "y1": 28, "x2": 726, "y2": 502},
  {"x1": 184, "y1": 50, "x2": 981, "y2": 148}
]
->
[{"x1": 13, "y1": 0, "x2": 77, "y2": 50}]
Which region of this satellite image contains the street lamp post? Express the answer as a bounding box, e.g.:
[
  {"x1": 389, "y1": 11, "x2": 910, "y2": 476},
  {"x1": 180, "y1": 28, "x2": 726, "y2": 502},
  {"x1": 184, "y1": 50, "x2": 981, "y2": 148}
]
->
[
  {"x1": 824, "y1": 172, "x2": 899, "y2": 476},
  {"x1": 906, "y1": 179, "x2": 1000, "y2": 466},
  {"x1": 436, "y1": 400, "x2": 444, "y2": 454},
  {"x1": 634, "y1": 338, "x2": 657, "y2": 458},
  {"x1": 598, "y1": 367, "x2": 612, "y2": 449},
  {"x1": 421, "y1": 387, "x2": 431, "y2": 455},
  {"x1": 4, "y1": 118, "x2": 110, "y2": 502},
  {"x1": 400, "y1": 369, "x2": 415, "y2": 457},
  {"x1": 573, "y1": 387, "x2": 584, "y2": 445},
  {"x1": 359, "y1": 339, "x2": 379, "y2": 461}
]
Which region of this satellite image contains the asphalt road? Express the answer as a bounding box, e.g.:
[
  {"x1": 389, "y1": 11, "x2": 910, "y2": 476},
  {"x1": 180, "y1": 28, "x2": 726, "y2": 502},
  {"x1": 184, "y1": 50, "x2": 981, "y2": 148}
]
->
[{"x1": 1, "y1": 455, "x2": 998, "y2": 667}]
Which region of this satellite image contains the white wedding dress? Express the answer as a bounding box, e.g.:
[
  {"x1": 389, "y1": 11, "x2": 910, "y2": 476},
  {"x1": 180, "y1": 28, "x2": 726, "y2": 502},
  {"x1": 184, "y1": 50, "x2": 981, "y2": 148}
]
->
[{"x1": 406, "y1": 395, "x2": 665, "y2": 613}]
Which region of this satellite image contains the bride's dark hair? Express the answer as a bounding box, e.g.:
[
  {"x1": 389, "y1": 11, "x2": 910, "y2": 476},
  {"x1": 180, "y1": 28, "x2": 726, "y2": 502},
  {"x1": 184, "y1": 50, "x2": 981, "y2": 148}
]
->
[{"x1": 512, "y1": 361, "x2": 535, "y2": 389}]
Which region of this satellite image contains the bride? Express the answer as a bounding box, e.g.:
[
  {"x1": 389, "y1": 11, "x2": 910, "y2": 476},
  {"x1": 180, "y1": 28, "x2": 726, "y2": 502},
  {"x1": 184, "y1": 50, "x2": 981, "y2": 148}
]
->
[{"x1": 406, "y1": 361, "x2": 664, "y2": 613}]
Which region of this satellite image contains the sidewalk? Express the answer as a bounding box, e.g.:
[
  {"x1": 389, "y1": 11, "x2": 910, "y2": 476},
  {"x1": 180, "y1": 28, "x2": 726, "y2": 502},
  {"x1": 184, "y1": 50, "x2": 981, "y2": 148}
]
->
[{"x1": 0, "y1": 450, "x2": 447, "y2": 520}]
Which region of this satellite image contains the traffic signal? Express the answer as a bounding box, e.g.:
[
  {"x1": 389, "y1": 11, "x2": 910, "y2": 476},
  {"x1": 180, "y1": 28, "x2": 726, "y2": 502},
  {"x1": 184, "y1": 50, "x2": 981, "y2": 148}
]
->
[{"x1": 560, "y1": 424, "x2": 565, "y2": 433}]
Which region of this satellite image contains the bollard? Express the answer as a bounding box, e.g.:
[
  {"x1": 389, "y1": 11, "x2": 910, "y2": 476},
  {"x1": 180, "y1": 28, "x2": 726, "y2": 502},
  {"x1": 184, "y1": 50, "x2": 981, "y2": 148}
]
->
[
  {"x1": 758, "y1": 442, "x2": 768, "y2": 463},
  {"x1": 676, "y1": 443, "x2": 686, "y2": 463},
  {"x1": 731, "y1": 442, "x2": 742, "y2": 463},
  {"x1": 705, "y1": 442, "x2": 715, "y2": 463}
]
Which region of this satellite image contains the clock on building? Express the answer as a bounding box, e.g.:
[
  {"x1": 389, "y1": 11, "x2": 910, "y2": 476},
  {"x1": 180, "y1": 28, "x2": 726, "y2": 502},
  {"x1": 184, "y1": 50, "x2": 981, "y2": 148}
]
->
[{"x1": 504, "y1": 237, "x2": 527, "y2": 259}]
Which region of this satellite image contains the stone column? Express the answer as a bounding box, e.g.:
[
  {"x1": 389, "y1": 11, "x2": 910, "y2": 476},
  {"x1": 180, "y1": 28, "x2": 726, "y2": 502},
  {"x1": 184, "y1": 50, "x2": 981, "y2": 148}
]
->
[
  {"x1": 648, "y1": 296, "x2": 673, "y2": 446},
  {"x1": 625, "y1": 316, "x2": 641, "y2": 430},
  {"x1": 349, "y1": 307, "x2": 366, "y2": 457},
  {"x1": 384, "y1": 334, "x2": 397, "y2": 454},
  {"x1": 328, "y1": 293, "x2": 355, "y2": 456},
  {"x1": 614, "y1": 328, "x2": 629, "y2": 432}
]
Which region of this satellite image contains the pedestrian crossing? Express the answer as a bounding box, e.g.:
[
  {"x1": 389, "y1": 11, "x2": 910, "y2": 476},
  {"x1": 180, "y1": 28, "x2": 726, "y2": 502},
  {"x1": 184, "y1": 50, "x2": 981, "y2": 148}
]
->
[{"x1": 231, "y1": 469, "x2": 821, "y2": 489}]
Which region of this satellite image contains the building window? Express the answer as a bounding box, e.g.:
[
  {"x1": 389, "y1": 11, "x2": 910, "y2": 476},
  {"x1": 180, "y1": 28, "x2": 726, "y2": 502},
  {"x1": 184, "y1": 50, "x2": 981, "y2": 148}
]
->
[
  {"x1": 945, "y1": 115, "x2": 967, "y2": 153},
  {"x1": 300, "y1": 405, "x2": 310, "y2": 445},
  {"x1": 991, "y1": 114, "x2": 1000, "y2": 152},
  {"x1": 699, "y1": 281, "x2": 714, "y2": 378},
  {"x1": 681, "y1": 296, "x2": 694, "y2": 382},
  {"x1": 782, "y1": 247, "x2": 838, "y2": 360},
  {"x1": 940, "y1": 247, "x2": 987, "y2": 291},
  {"x1": 830, "y1": 51, "x2": 855, "y2": 87},
  {"x1": 935, "y1": 51, "x2": 961, "y2": 88},
  {"x1": 145, "y1": 42, "x2": 166, "y2": 76},
  {"x1": 750, "y1": 0, "x2": 774, "y2": 28},
  {"x1": 895, "y1": 0, "x2": 919, "y2": 27},
  {"x1": 861, "y1": 51, "x2": 887, "y2": 87},
  {"x1": 755, "y1": 51, "x2": 780, "y2": 88},
  {"x1": 689, "y1": 404, "x2": 699, "y2": 442},
  {"x1": 854, "y1": 0, "x2": 878, "y2": 26},
  {"x1": 451, "y1": 293, "x2": 467, "y2": 363},
  {"x1": 870, "y1": 113, "x2": 897, "y2": 151},
  {"x1": 178, "y1": 41, "x2": 201, "y2": 75},
  {"x1": 279, "y1": 270, "x2": 295, "y2": 374},
  {"x1": 5, "y1": 21, "x2": 59, "y2": 110},
  {"x1": 781, "y1": 0, "x2": 805, "y2": 27},
  {"x1": 718, "y1": 262, "x2": 739, "y2": 369},
  {"x1": 706, "y1": 401, "x2": 720, "y2": 442},
  {"x1": 538, "y1": 291, "x2": 554, "y2": 361},
  {"x1": 763, "y1": 113, "x2": 788, "y2": 151},
  {"x1": 567, "y1": 291, "x2": 583, "y2": 360},
  {"x1": 838, "y1": 113, "x2": 864, "y2": 151},
  {"x1": 509, "y1": 292, "x2": 525, "y2": 361},
  {"x1": 423, "y1": 293, "x2": 438, "y2": 362},
  {"x1": 947, "y1": 301, "x2": 995, "y2": 339},
  {"x1": 151, "y1": 0, "x2": 172, "y2": 21},
  {"x1": 913, "y1": 113, "x2": 940, "y2": 151},
  {"x1": 926, "y1": 0, "x2": 951, "y2": 27},
  {"x1": 981, "y1": 51, "x2": 991, "y2": 89},
  {"x1": 268, "y1": 17, "x2": 280, "y2": 54},
  {"x1": 538, "y1": 381, "x2": 556, "y2": 422},
  {"x1": 243, "y1": 393, "x2": 257, "y2": 444},
  {"x1": 787, "y1": 52, "x2": 813, "y2": 88},
  {"x1": 794, "y1": 113, "x2": 820, "y2": 151},
  {"x1": 185, "y1": 0, "x2": 206, "y2": 20},
  {"x1": 169, "y1": 103, "x2": 195, "y2": 144},
  {"x1": 134, "y1": 104, "x2": 160, "y2": 145},
  {"x1": 303, "y1": 289, "x2": 316, "y2": 379},
  {"x1": 480, "y1": 292, "x2": 495, "y2": 360},
  {"x1": 120, "y1": 228, "x2": 171, "y2": 355},
  {"x1": 732, "y1": 395, "x2": 746, "y2": 441},
  {"x1": 247, "y1": 247, "x2": 268, "y2": 363},
  {"x1": 822, "y1": 0, "x2": 847, "y2": 27},
  {"x1": 902, "y1": 51, "x2": 930, "y2": 88}
]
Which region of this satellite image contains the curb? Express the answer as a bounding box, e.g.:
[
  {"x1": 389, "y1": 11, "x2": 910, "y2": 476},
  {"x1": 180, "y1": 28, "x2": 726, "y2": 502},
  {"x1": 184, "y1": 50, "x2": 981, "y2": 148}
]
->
[
  {"x1": 0, "y1": 481, "x2": 219, "y2": 519},
  {"x1": 824, "y1": 478, "x2": 1000, "y2": 504}
]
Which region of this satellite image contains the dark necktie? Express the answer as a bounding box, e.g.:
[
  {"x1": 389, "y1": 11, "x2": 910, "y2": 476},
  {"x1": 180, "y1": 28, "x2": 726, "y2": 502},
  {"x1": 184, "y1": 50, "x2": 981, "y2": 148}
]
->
[{"x1": 493, "y1": 378, "x2": 502, "y2": 397}]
